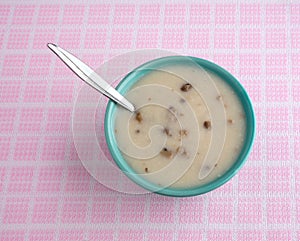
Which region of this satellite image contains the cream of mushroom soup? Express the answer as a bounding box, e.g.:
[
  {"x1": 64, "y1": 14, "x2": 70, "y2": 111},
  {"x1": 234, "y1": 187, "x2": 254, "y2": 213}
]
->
[{"x1": 113, "y1": 63, "x2": 246, "y2": 189}]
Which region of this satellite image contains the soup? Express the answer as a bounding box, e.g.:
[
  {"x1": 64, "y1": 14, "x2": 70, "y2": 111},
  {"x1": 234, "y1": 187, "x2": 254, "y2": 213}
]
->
[{"x1": 113, "y1": 63, "x2": 246, "y2": 189}]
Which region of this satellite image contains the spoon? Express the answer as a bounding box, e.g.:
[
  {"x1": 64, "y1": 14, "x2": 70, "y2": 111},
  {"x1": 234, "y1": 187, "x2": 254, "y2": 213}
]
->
[{"x1": 47, "y1": 43, "x2": 135, "y2": 112}]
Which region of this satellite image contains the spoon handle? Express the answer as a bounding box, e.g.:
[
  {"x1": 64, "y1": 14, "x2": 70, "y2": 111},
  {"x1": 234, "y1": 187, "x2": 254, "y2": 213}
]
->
[{"x1": 47, "y1": 43, "x2": 135, "y2": 112}]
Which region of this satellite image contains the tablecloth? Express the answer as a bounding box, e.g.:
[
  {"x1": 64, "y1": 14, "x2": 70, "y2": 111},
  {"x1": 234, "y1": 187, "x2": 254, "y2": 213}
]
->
[{"x1": 0, "y1": 0, "x2": 299, "y2": 240}]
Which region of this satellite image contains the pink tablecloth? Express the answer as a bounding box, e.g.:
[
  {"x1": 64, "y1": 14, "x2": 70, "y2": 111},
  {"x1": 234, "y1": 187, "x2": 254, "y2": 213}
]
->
[{"x1": 0, "y1": 1, "x2": 299, "y2": 240}]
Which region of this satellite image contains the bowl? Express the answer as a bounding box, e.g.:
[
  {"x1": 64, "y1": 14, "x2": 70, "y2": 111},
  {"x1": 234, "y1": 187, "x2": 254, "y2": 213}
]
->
[{"x1": 104, "y1": 56, "x2": 256, "y2": 197}]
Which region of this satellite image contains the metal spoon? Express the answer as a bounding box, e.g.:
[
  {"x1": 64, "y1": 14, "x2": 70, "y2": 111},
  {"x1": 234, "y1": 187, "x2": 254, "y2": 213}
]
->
[{"x1": 47, "y1": 43, "x2": 135, "y2": 112}]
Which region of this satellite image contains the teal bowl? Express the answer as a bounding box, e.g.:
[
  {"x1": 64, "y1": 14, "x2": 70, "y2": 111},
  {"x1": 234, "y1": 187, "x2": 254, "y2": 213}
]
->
[{"x1": 104, "y1": 56, "x2": 256, "y2": 197}]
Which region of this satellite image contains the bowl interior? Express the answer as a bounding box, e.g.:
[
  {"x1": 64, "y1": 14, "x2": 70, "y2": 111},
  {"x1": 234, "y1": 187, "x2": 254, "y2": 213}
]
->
[{"x1": 104, "y1": 56, "x2": 256, "y2": 197}]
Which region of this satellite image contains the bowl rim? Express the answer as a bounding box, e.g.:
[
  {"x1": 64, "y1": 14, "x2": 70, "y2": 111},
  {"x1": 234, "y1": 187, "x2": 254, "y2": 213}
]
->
[{"x1": 104, "y1": 56, "x2": 256, "y2": 197}]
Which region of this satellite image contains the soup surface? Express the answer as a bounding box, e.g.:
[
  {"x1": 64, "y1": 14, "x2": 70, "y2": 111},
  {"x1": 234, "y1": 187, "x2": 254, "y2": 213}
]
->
[{"x1": 114, "y1": 63, "x2": 246, "y2": 188}]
